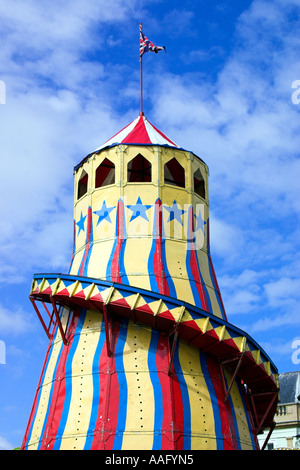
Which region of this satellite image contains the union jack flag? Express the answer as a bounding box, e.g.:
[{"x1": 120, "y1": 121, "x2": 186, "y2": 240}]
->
[{"x1": 139, "y1": 23, "x2": 166, "y2": 57}]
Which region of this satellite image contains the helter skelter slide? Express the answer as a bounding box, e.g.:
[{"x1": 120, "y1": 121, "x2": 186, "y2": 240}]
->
[
  {"x1": 21, "y1": 24, "x2": 279, "y2": 451},
  {"x1": 21, "y1": 113, "x2": 279, "y2": 450}
]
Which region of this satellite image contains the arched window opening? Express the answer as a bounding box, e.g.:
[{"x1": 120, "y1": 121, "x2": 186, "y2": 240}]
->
[
  {"x1": 77, "y1": 170, "x2": 88, "y2": 199},
  {"x1": 96, "y1": 158, "x2": 115, "y2": 188},
  {"x1": 194, "y1": 169, "x2": 205, "y2": 199},
  {"x1": 127, "y1": 154, "x2": 151, "y2": 183},
  {"x1": 164, "y1": 158, "x2": 185, "y2": 188}
]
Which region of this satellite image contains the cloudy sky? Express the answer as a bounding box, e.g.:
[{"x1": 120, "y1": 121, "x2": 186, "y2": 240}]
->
[{"x1": 0, "y1": 0, "x2": 300, "y2": 450}]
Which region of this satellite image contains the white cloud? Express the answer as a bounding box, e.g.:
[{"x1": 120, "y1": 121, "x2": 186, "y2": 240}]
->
[
  {"x1": 225, "y1": 290, "x2": 261, "y2": 315},
  {"x1": 264, "y1": 277, "x2": 300, "y2": 307},
  {"x1": 251, "y1": 311, "x2": 300, "y2": 333},
  {"x1": 0, "y1": 435, "x2": 14, "y2": 450},
  {"x1": 0, "y1": 0, "x2": 143, "y2": 99},
  {"x1": 258, "y1": 337, "x2": 298, "y2": 357},
  {"x1": 218, "y1": 269, "x2": 263, "y2": 315},
  {"x1": 0, "y1": 303, "x2": 34, "y2": 335},
  {"x1": 209, "y1": 213, "x2": 244, "y2": 261}
]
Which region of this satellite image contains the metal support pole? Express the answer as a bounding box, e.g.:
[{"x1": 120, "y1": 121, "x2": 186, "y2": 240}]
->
[
  {"x1": 260, "y1": 422, "x2": 276, "y2": 451},
  {"x1": 140, "y1": 56, "x2": 144, "y2": 116},
  {"x1": 42, "y1": 301, "x2": 54, "y2": 323},
  {"x1": 139, "y1": 22, "x2": 144, "y2": 116},
  {"x1": 50, "y1": 296, "x2": 68, "y2": 345},
  {"x1": 249, "y1": 393, "x2": 259, "y2": 429},
  {"x1": 220, "y1": 353, "x2": 245, "y2": 403},
  {"x1": 255, "y1": 392, "x2": 278, "y2": 435},
  {"x1": 42, "y1": 301, "x2": 55, "y2": 332},
  {"x1": 29, "y1": 296, "x2": 52, "y2": 340}
]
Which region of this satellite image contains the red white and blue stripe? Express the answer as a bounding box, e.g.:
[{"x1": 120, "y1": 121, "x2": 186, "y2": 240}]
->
[{"x1": 139, "y1": 22, "x2": 166, "y2": 57}]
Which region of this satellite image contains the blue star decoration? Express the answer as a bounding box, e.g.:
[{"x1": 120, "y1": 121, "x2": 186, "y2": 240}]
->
[
  {"x1": 164, "y1": 200, "x2": 186, "y2": 225},
  {"x1": 93, "y1": 201, "x2": 115, "y2": 226},
  {"x1": 127, "y1": 197, "x2": 152, "y2": 222},
  {"x1": 194, "y1": 207, "x2": 206, "y2": 233},
  {"x1": 76, "y1": 211, "x2": 87, "y2": 235}
]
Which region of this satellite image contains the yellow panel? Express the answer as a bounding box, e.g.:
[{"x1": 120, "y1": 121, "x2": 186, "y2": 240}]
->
[
  {"x1": 222, "y1": 328, "x2": 233, "y2": 342},
  {"x1": 30, "y1": 279, "x2": 38, "y2": 295},
  {"x1": 194, "y1": 317, "x2": 210, "y2": 333},
  {"x1": 178, "y1": 340, "x2": 217, "y2": 450},
  {"x1": 163, "y1": 239, "x2": 194, "y2": 304},
  {"x1": 126, "y1": 275, "x2": 152, "y2": 292},
  {"x1": 74, "y1": 197, "x2": 90, "y2": 251},
  {"x1": 109, "y1": 289, "x2": 129, "y2": 305},
  {"x1": 164, "y1": 239, "x2": 188, "y2": 276},
  {"x1": 232, "y1": 336, "x2": 247, "y2": 352},
  {"x1": 181, "y1": 310, "x2": 195, "y2": 323},
  {"x1": 38, "y1": 279, "x2": 50, "y2": 294},
  {"x1": 121, "y1": 323, "x2": 154, "y2": 450},
  {"x1": 224, "y1": 368, "x2": 254, "y2": 450},
  {"x1": 126, "y1": 217, "x2": 152, "y2": 238},
  {"x1": 26, "y1": 382, "x2": 53, "y2": 449},
  {"x1": 91, "y1": 186, "x2": 119, "y2": 241},
  {"x1": 27, "y1": 313, "x2": 68, "y2": 449},
  {"x1": 143, "y1": 299, "x2": 162, "y2": 315},
  {"x1": 100, "y1": 287, "x2": 114, "y2": 304},
  {"x1": 69, "y1": 248, "x2": 84, "y2": 276},
  {"x1": 167, "y1": 306, "x2": 185, "y2": 323},
  {"x1": 123, "y1": 238, "x2": 152, "y2": 282},
  {"x1": 196, "y1": 249, "x2": 224, "y2": 319},
  {"x1": 161, "y1": 186, "x2": 191, "y2": 212},
  {"x1": 172, "y1": 277, "x2": 195, "y2": 305},
  {"x1": 60, "y1": 307, "x2": 71, "y2": 330},
  {"x1": 56, "y1": 435, "x2": 89, "y2": 451},
  {"x1": 120, "y1": 433, "x2": 157, "y2": 451},
  {"x1": 214, "y1": 325, "x2": 226, "y2": 341},
  {"x1": 124, "y1": 183, "x2": 158, "y2": 206},
  {"x1": 86, "y1": 240, "x2": 115, "y2": 279},
  {"x1": 59, "y1": 311, "x2": 103, "y2": 449}
]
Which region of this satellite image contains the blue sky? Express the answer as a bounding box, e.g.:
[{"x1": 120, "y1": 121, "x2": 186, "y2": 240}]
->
[{"x1": 0, "y1": 0, "x2": 300, "y2": 450}]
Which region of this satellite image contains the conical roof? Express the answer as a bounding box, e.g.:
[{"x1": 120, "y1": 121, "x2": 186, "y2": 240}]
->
[
  {"x1": 76, "y1": 114, "x2": 203, "y2": 172},
  {"x1": 94, "y1": 114, "x2": 178, "y2": 152}
]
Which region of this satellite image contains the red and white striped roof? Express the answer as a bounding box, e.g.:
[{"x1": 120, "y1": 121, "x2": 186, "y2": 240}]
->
[{"x1": 95, "y1": 115, "x2": 178, "y2": 152}]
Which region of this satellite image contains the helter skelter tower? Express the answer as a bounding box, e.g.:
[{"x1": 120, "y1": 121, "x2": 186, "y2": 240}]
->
[{"x1": 22, "y1": 26, "x2": 279, "y2": 451}]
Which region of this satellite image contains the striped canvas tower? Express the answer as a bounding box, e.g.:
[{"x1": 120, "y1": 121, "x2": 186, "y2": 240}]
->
[{"x1": 22, "y1": 115, "x2": 279, "y2": 450}]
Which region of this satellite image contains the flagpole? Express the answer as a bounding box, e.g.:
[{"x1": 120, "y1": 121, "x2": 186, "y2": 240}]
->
[
  {"x1": 139, "y1": 22, "x2": 165, "y2": 116},
  {"x1": 140, "y1": 56, "x2": 144, "y2": 116},
  {"x1": 139, "y1": 23, "x2": 144, "y2": 116}
]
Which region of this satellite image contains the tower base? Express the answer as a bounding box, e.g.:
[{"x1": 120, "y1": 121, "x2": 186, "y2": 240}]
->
[{"x1": 22, "y1": 274, "x2": 279, "y2": 450}]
